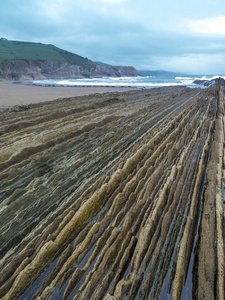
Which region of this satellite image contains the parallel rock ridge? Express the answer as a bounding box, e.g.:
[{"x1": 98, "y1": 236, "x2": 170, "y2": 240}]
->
[{"x1": 0, "y1": 86, "x2": 224, "y2": 300}]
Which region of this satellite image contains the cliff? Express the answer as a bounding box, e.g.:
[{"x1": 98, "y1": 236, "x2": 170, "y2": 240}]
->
[
  {"x1": 0, "y1": 59, "x2": 140, "y2": 80},
  {"x1": 0, "y1": 39, "x2": 140, "y2": 80}
]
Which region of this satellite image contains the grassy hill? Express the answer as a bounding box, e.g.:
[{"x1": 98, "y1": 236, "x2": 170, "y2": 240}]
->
[{"x1": 0, "y1": 39, "x2": 96, "y2": 67}]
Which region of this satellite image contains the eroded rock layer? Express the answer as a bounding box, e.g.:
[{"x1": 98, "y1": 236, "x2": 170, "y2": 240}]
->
[{"x1": 0, "y1": 86, "x2": 224, "y2": 300}]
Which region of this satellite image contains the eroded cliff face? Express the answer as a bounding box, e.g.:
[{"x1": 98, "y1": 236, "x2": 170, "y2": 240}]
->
[{"x1": 0, "y1": 60, "x2": 140, "y2": 80}]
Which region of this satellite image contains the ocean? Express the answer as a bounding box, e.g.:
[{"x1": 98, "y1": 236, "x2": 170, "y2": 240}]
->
[{"x1": 33, "y1": 74, "x2": 225, "y2": 88}]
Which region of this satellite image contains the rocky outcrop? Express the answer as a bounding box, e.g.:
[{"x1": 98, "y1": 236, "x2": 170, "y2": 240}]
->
[
  {"x1": 194, "y1": 76, "x2": 225, "y2": 89},
  {"x1": 0, "y1": 60, "x2": 140, "y2": 80},
  {"x1": 0, "y1": 86, "x2": 224, "y2": 299}
]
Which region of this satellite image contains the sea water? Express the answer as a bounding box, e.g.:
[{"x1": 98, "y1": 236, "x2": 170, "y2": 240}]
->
[{"x1": 33, "y1": 74, "x2": 225, "y2": 88}]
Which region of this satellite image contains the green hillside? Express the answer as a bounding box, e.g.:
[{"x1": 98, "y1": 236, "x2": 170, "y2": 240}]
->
[{"x1": 0, "y1": 39, "x2": 96, "y2": 67}]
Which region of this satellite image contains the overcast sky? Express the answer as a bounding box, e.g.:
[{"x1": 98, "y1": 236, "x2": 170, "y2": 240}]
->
[{"x1": 2, "y1": 0, "x2": 225, "y2": 74}]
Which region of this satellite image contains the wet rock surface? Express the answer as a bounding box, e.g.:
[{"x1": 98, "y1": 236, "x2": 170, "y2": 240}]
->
[
  {"x1": 194, "y1": 76, "x2": 225, "y2": 90},
  {"x1": 0, "y1": 86, "x2": 224, "y2": 299}
]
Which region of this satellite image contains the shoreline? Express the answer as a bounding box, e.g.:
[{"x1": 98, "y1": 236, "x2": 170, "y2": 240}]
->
[{"x1": 0, "y1": 80, "x2": 137, "y2": 107}]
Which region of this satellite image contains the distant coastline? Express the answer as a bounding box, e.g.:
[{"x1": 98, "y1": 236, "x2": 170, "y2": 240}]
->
[{"x1": 0, "y1": 40, "x2": 140, "y2": 80}]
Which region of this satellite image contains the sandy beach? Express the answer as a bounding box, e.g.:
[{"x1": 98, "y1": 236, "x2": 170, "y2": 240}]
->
[{"x1": 0, "y1": 80, "x2": 135, "y2": 107}]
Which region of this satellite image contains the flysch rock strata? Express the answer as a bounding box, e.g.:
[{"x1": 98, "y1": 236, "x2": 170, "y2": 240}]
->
[{"x1": 0, "y1": 86, "x2": 224, "y2": 300}]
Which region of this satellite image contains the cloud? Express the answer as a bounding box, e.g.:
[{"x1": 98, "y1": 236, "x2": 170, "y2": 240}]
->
[
  {"x1": 152, "y1": 53, "x2": 225, "y2": 74},
  {"x1": 187, "y1": 16, "x2": 225, "y2": 35},
  {"x1": 2, "y1": 0, "x2": 225, "y2": 74},
  {"x1": 98, "y1": 0, "x2": 127, "y2": 3}
]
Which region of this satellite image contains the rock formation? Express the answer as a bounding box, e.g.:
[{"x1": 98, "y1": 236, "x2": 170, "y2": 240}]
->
[
  {"x1": 0, "y1": 60, "x2": 140, "y2": 80},
  {"x1": 194, "y1": 76, "x2": 225, "y2": 89},
  {"x1": 0, "y1": 86, "x2": 224, "y2": 299}
]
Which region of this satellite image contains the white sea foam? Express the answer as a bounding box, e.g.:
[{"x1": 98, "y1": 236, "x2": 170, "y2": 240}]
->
[
  {"x1": 180, "y1": 80, "x2": 194, "y2": 85},
  {"x1": 194, "y1": 75, "x2": 225, "y2": 81},
  {"x1": 56, "y1": 81, "x2": 178, "y2": 87},
  {"x1": 52, "y1": 80, "x2": 185, "y2": 87},
  {"x1": 175, "y1": 77, "x2": 192, "y2": 80},
  {"x1": 209, "y1": 75, "x2": 225, "y2": 80},
  {"x1": 33, "y1": 74, "x2": 225, "y2": 89}
]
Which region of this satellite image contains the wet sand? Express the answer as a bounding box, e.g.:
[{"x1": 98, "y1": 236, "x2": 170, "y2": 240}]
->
[{"x1": 0, "y1": 80, "x2": 135, "y2": 107}]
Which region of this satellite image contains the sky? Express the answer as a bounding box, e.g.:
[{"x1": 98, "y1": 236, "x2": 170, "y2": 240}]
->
[{"x1": 1, "y1": 0, "x2": 225, "y2": 74}]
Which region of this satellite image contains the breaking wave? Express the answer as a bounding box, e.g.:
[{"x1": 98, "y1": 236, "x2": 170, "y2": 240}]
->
[{"x1": 33, "y1": 74, "x2": 225, "y2": 89}]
